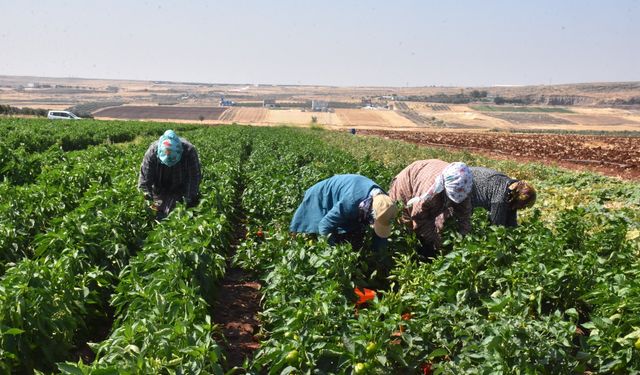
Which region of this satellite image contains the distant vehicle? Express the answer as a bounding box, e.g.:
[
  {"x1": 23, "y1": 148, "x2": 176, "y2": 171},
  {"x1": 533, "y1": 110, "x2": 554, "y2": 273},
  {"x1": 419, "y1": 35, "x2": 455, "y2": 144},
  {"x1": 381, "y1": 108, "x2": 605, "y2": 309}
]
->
[
  {"x1": 47, "y1": 110, "x2": 81, "y2": 120},
  {"x1": 219, "y1": 96, "x2": 235, "y2": 107}
]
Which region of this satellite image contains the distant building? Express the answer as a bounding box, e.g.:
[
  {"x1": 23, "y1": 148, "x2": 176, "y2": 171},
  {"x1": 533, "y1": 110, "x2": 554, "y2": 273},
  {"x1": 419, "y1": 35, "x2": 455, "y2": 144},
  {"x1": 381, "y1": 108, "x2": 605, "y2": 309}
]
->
[
  {"x1": 263, "y1": 99, "x2": 277, "y2": 108},
  {"x1": 311, "y1": 100, "x2": 329, "y2": 112},
  {"x1": 219, "y1": 96, "x2": 235, "y2": 107}
]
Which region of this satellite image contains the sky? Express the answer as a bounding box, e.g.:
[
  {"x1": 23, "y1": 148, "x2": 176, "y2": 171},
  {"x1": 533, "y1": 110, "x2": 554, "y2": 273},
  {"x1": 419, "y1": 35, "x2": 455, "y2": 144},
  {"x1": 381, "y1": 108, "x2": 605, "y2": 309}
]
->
[{"x1": 0, "y1": 0, "x2": 639, "y2": 87}]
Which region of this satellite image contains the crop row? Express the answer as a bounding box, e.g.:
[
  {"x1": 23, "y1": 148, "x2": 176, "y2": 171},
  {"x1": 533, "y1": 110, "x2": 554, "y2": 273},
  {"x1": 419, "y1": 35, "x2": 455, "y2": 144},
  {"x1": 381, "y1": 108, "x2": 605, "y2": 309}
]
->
[
  {"x1": 236, "y1": 128, "x2": 399, "y2": 373},
  {"x1": 0, "y1": 118, "x2": 201, "y2": 153},
  {"x1": 0, "y1": 127, "x2": 243, "y2": 372},
  {"x1": 0, "y1": 120, "x2": 637, "y2": 373},
  {"x1": 0, "y1": 158, "x2": 152, "y2": 372},
  {"x1": 59, "y1": 128, "x2": 249, "y2": 373},
  {"x1": 0, "y1": 144, "x2": 153, "y2": 275}
]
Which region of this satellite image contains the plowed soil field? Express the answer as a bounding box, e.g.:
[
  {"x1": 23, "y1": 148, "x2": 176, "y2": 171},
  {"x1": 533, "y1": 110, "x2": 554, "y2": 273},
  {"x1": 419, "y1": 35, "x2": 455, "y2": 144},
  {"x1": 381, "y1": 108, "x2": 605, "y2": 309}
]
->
[
  {"x1": 219, "y1": 108, "x2": 268, "y2": 123},
  {"x1": 336, "y1": 109, "x2": 416, "y2": 127},
  {"x1": 483, "y1": 112, "x2": 576, "y2": 125},
  {"x1": 360, "y1": 130, "x2": 640, "y2": 180},
  {"x1": 336, "y1": 109, "x2": 385, "y2": 125},
  {"x1": 266, "y1": 109, "x2": 338, "y2": 125},
  {"x1": 94, "y1": 106, "x2": 228, "y2": 120},
  {"x1": 554, "y1": 114, "x2": 639, "y2": 126}
]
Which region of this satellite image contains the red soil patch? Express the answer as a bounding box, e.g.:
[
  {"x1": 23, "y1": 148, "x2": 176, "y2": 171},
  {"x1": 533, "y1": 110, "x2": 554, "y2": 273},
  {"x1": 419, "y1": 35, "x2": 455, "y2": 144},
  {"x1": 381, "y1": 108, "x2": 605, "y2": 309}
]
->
[
  {"x1": 359, "y1": 130, "x2": 640, "y2": 180},
  {"x1": 212, "y1": 267, "x2": 261, "y2": 369}
]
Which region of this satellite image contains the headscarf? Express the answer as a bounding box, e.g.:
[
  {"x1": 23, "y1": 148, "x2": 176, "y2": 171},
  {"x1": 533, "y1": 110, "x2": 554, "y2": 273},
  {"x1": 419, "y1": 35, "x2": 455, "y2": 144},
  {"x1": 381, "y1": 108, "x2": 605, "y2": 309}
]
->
[
  {"x1": 442, "y1": 162, "x2": 473, "y2": 203},
  {"x1": 508, "y1": 180, "x2": 537, "y2": 209},
  {"x1": 407, "y1": 162, "x2": 473, "y2": 207},
  {"x1": 358, "y1": 196, "x2": 374, "y2": 224},
  {"x1": 157, "y1": 130, "x2": 183, "y2": 167}
]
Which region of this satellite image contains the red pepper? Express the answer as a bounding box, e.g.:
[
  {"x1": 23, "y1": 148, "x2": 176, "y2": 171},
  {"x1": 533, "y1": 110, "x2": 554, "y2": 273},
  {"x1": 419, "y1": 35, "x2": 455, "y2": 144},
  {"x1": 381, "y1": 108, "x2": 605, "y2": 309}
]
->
[
  {"x1": 354, "y1": 287, "x2": 376, "y2": 306},
  {"x1": 420, "y1": 362, "x2": 432, "y2": 375}
]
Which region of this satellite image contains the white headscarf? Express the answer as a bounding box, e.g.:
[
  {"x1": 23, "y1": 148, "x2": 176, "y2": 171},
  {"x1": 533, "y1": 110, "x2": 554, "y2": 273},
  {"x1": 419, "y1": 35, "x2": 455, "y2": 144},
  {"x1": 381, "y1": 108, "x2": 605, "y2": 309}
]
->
[{"x1": 407, "y1": 162, "x2": 473, "y2": 207}]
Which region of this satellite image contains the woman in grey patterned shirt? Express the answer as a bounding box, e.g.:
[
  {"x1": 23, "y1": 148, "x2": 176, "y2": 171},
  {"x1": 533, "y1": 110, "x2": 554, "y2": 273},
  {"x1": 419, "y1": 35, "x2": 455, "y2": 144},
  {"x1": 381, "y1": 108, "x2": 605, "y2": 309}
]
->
[
  {"x1": 138, "y1": 130, "x2": 202, "y2": 219},
  {"x1": 469, "y1": 167, "x2": 536, "y2": 227}
]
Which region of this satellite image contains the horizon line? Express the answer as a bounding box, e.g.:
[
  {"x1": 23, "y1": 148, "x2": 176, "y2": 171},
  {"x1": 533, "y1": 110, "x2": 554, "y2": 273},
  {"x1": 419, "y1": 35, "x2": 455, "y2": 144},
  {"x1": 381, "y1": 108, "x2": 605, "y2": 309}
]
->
[{"x1": 1, "y1": 73, "x2": 639, "y2": 90}]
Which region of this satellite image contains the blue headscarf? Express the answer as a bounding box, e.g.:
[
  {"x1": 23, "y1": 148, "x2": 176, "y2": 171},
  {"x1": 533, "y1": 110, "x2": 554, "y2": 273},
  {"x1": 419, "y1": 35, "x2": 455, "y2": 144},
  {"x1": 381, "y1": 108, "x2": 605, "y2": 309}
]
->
[{"x1": 157, "y1": 130, "x2": 183, "y2": 167}]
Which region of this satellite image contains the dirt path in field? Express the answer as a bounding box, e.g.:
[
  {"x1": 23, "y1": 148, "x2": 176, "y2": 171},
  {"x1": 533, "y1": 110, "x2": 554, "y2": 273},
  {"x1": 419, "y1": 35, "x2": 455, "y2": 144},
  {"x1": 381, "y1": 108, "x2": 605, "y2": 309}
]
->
[
  {"x1": 212, "y1": 266, "x2": 261, "y2": 369},
  {"x1": 358, "y1": 129, "x2": 640, "y2": 180},
  {"x1": 212, "y1": 143, "x2": 262, "y2": 370},
  {"x1": 70, "y1": 307, "x2": 113, "y2": 364}
]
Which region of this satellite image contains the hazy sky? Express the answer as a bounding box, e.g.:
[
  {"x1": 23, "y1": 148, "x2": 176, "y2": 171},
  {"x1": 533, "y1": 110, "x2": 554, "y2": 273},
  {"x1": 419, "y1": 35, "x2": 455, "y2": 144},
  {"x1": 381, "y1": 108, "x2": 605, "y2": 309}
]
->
[{"x1": 1, "y1": 0, "x2": 638, "y2": 87}]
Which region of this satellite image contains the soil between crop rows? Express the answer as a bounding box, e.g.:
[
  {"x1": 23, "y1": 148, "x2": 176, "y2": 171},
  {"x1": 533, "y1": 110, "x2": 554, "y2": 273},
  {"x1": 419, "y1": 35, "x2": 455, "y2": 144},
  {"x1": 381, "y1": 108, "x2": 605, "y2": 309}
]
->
[
  {"x1": 212, "y1": 267, "x2": 261, "y2": 369},
  {"x1": 359, "y1": 130, "x2": 640, "y2": 180}
]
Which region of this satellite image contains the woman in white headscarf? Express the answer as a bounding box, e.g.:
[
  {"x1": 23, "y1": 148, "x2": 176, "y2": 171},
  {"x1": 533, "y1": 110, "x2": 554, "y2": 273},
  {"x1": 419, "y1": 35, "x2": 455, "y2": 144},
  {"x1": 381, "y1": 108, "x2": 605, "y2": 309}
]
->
[{"x1": 389, "y1": 160, "x2": 473, "y2": 259}]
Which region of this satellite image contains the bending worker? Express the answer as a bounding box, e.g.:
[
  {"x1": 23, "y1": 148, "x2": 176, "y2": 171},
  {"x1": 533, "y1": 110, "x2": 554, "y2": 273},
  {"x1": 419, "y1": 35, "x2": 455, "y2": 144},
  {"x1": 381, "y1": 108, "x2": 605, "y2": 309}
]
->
[
  {"x1": 390, "y1": 160, "x2": 473, "y2": 259},
  {"x1": 469, "y1": 167, "x2": 536, "y2": 227},
  {"x1": 138, "y1": 129, "x2": 202, "y2": 219},
  {"x1": 290, "y1": 174, "x2": 398, "y2": 251}
]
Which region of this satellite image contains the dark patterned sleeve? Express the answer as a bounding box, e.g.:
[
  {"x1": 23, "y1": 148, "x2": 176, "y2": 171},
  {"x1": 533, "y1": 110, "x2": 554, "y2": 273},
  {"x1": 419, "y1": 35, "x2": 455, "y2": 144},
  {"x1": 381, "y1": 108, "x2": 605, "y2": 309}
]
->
[
  {"x1": 414, "y1": 215, "x2": 441, "y2": 250},
  {"x1": 490, "y1": 202, "x2": 518, "y2": 227},
  {"x1": 185, "y1": 146, "x2": 202, "y2": 205},
  {"x1": 138, "y1": 143, "x2": 157, "y2": 200},
  {"x1": 453, "y1": 197, "x2": 472, "y2": 235},
  {"x1": 413, "y1": 198, "x2": 442, "y2": 250}
]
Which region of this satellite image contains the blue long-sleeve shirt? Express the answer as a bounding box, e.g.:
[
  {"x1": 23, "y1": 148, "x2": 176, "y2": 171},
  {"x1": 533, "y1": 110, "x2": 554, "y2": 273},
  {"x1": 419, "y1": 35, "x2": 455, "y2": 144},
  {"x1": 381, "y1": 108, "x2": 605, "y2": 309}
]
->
[{"x1": 290, "y1": 174, "x2": 381, "y2": 235}]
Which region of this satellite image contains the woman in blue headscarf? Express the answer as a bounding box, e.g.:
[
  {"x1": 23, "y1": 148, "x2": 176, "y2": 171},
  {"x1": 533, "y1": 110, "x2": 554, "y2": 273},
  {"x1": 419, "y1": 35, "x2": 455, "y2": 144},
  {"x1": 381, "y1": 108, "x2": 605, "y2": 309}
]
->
[{"x1": 138, "y1": 130, "x2": 202, "y2": 219}]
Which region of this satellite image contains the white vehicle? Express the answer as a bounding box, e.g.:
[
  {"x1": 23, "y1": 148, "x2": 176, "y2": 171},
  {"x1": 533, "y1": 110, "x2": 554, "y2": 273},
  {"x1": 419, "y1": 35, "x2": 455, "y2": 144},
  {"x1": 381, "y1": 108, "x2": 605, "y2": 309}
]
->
[{"x1": 47, "y1": 110, "x2": 82, "y2": 120}]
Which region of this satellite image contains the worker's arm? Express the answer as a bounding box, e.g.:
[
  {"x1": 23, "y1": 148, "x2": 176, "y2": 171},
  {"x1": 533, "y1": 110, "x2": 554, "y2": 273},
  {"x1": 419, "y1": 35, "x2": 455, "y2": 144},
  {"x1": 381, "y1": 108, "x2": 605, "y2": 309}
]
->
[
  {"x1": 184, "y1": 146, "x2": 202, "y2": 207},
  {"x1": 410, "y1": 197, "x2": 428, "y2": 222},
  {"x1": 414, "y1": 215, "x2": 442, "y2": 250},
  {"x1": 138, "y1": 144, "x2": 157, "y2": 200},
  {"x1": 318, "y1": 201, "x2": 347, "y2": 236},
  {"x1": 490, "y1": 202, "x2": 517, "y2": 227},
  {"x1": 453, "y1": 197, "x2": 473, "y2": 236}
]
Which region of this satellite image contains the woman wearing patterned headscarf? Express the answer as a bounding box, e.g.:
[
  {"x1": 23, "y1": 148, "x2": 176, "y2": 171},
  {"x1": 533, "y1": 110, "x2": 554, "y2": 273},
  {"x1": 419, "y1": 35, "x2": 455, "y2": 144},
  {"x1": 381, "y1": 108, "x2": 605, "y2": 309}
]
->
[
  {"x1": 389, "y1": 160, "x2": 473, "y2": 259},
  {"x1": 469, "y1": 167, "x2": 536, "y2": 227},
  {"x1": 138, "y1": 129, "x2": 202, "y2": 219}
]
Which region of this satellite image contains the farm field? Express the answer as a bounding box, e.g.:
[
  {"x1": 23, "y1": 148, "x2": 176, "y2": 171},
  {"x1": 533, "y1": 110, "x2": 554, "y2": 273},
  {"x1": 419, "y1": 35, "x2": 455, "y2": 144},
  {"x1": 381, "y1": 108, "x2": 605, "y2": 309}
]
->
[
  {"x1": 5, "y1": 76, "x2": 640, "y2": 132},
  {"x1": 265, "y1": 109, "x2": 339, "y2": 126},
  {"x1": 335, "y1": 109, "x2": 417, "y2": 128},
  {"x1": 482, "y1": 112, "x2": 576, "y2": 125},
  {"x1": 406, "y1": 103, "x2": 640, "y2": 132},
  {"x1": 93, "y1": 106, "x2": 419, "y2": 129},
  {"x1": 219, "y1": 107, "x2": 268, "y2": 123},
  {"x1": 358, "y1": 129, "x2": 640, "y2": 180},
  {"x1": 386, "y1": 104, "x2": 640, "y2": 132},
  {"x1": 91, "y1": 103, "x2": 640, "y2": 132},
  {"x1": 470, "y1": 106, "x2": 575, "y2": 113},
  {"x1": 0, "y1": 118, "x2": 639, "y2": 374},
  {"x1": 93, "y1": 106, "x2": 228, "y2": 121}
]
